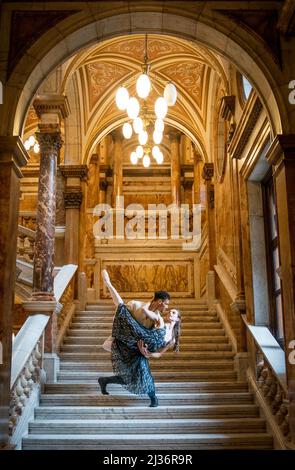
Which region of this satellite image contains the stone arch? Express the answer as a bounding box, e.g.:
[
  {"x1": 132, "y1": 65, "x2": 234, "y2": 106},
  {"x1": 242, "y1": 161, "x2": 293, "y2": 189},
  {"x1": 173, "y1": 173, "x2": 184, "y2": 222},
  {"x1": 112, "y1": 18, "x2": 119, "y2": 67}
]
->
[{"x1": 2, "y1": 9, "x2": 285, "y2": 138}]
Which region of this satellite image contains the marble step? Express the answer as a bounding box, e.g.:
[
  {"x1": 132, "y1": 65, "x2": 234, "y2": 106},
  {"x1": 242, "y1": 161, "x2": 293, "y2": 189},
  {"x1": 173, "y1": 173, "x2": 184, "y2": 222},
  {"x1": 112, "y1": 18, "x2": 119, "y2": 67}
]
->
[
  {"x1": 86, "y1": 301, "x2": 209, "y2": 308},
  {"x1": 58, "y1": 351, "x2": 234, "y2": 361},
  {"x1": 59, "y1": 360, "x2": 234, "y2": 371},
  {"x1": 45, "y1": 381, "x2": 248, "y2": 394},
  {"x1": 29, "y1": 417, "x2": 266, "y2": 435},
  {"x1": 63, "y1": 335, "x2": 230, "y2": 345},
  {"x1": 73, "y1": 315, "x2": 219, "y2": 323},
  {"x1": 82, "y1": 308, "x2": 211, "y2": 314},
  {"x1": 35, "y1": 403, "x2": 260, "y2": 420},
  {"x1": 68, "y1": 324, "x2": 224, "y2": 333},
  {"x1": 40, "y1": 392, "x2": 254, "y2": 406},
  {"x1": 67, "y1": 329, "x2": 226, "y2": 337},
  {"x1": 61, "y1": 340, "x2": 232, "y2": 357},
  {"x1": 57, "y1": 370, "x2": 238, "y2": 381},
  {"x1": 22, "y1": 432, "x2": 273, "y2": 450}
]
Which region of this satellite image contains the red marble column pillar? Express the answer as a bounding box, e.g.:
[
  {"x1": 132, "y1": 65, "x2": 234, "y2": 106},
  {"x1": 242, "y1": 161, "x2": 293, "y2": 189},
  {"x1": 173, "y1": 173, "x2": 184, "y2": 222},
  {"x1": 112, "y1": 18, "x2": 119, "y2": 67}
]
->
[
  {"x1": 0, "y1": 137, "x2": 27, "y2": 447},
  {"x1": 32, "y1": 126, "x2": 62, "y2": 301}
]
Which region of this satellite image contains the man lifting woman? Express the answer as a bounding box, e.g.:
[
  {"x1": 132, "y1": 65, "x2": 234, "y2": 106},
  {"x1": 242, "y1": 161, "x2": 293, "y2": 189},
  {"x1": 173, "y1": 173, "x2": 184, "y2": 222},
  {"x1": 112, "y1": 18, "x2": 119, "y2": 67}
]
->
[{"x1": 98, "y1": 270, "x2": 181, "y2": 407}]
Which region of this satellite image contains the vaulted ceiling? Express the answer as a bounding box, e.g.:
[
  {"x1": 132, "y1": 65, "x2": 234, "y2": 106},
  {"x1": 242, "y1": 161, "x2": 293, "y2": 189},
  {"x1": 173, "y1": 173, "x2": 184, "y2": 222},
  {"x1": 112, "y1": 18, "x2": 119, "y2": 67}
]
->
[{"x1": 24, "y1": 34, "x2": 230, "y2": 164}]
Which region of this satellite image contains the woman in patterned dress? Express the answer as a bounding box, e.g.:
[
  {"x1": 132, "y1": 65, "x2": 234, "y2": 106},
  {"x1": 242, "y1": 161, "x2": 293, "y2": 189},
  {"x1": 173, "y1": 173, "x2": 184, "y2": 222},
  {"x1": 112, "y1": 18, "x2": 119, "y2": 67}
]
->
[{"x1": 98, "y1": 271, "x2": 181, "y2": 407}]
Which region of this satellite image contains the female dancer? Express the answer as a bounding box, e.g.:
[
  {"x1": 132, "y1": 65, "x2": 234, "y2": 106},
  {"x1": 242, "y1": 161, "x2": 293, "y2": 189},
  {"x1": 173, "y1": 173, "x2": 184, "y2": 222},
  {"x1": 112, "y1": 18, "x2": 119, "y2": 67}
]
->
[{"x1": 98, "y1": 271, "x2": 181, "y2": 407}]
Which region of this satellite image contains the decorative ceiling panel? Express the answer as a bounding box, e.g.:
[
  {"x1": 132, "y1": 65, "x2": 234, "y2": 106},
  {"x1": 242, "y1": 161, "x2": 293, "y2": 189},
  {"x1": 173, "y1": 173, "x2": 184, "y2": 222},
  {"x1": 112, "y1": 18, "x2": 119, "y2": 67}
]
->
[
  {"x1": 159, "y1": 62, "x2": 205, "y2": 108},
  {"x1": 97, "y1": 37, "x2": 191, "y2": 61},
  {"x1": 85, "y1": 61, "x2": 130, "y2": 110}
]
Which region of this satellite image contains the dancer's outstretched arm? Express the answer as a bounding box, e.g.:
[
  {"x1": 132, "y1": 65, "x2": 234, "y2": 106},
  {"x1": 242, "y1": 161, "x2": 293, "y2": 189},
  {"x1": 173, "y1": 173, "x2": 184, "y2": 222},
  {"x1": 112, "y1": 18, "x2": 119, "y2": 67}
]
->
[{"x1": 102, "y1": 269, "x2": 123, "y2": 306}]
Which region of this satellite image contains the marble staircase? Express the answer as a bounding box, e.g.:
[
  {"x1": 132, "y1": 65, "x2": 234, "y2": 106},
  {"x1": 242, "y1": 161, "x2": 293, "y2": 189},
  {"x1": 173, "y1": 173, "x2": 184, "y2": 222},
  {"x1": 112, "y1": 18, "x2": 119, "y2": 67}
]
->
[{"x1": 22, "y1": 299, "x2": 273, "y2": 449}]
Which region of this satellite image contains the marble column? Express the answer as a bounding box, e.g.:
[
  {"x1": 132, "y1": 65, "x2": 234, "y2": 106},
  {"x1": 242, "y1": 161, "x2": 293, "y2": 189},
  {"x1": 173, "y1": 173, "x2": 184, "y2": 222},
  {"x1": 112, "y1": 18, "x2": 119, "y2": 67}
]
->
[
  {"x1": 32, "y1": 127, "x2": 62, "y2": 301},
  {"x1": 266, "y1": 135, "x2": 295, "y2": 443},
  {"x1": 202, "y1": 163, "x2": 216, "y2": 270},
  {"x1": 0, "y1": 137, "x2": 27, "y2": 447},
  {"x1": 112, "y1": 132, "x2": 123, "y2": 207},
  {"x1": 169, "y1": 132, "x2": 181, "y2": 206},
  {"x1": 61, "y1": 165, "x2": 87, "y2": 265}
]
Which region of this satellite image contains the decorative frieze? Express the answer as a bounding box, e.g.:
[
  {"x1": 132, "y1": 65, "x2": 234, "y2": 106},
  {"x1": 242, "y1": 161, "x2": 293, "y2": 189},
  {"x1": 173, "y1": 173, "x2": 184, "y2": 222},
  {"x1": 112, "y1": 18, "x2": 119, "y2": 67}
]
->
[
  {"x1": 34, "y1": 95, "x2": 70, "y2": 120},
  {"x1": 60, "y1": 165, "x2": 88, "y2": 181},
  {"x1": 229, "y1": 95, "x2": 263, "y2": 159}
]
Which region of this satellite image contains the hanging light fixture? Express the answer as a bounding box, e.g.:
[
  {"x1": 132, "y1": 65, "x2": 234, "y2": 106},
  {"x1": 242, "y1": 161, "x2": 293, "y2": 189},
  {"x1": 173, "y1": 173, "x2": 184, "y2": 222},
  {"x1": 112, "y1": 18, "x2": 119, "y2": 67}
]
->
[
  {"x1": 115, "y1": 34, "x2": 177, "y2": 168},
  {"x1": 122, "y1": 122, "x2": 133, "y2": 139}
]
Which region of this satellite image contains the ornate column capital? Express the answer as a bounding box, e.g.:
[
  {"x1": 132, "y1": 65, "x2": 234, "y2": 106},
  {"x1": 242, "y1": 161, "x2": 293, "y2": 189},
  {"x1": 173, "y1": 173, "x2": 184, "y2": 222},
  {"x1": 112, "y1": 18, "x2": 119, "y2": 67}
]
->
[
  {"x1": 202, "y1": 163, "x2": 214, "y2": 181},
  {"x1": 64, "y1": 187, "x2": 83, "y2": 209},
  {"x1": 60, "y1": 164, "x2": 88, "y2": 181},
  {"x1": 36, "y1": 128, "x2": 63, "y2": 155},
  {"x1": 33, "y1": 94, "x2": 70, "y2": 120}
]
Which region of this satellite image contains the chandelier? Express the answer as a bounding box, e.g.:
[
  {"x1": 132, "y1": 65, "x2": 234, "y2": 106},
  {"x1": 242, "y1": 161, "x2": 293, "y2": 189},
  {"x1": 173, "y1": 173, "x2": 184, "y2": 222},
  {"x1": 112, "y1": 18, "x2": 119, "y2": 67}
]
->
[
  {"x1": 115, "y1": 35, "x2": 177, "y2": 168},
  {"x1": 24, "y1": 135, "x2": 40, "y2": 153}
]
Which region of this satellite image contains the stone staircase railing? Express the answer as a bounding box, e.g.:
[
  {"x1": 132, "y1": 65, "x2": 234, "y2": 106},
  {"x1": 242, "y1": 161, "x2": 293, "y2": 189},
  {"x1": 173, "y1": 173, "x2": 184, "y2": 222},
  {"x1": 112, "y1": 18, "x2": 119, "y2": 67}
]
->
[
  {"x1": 243, "y1": 316, "x2": 293, "y2": 449},
  {"x1": 17, "y1": 225, "x2": 35, "y2": 263},
  {"x1": 9, "y1": 264, "x2": 78, "y2": 448}
]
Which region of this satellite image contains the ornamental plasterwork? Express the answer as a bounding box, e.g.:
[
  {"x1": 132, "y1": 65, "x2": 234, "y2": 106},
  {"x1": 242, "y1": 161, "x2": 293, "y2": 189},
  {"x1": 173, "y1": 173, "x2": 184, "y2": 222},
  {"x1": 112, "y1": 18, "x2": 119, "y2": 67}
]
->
[
  {"x1": 96, "y1": 37, "x2": 190, "y2": 61},
  {"x1": 86, "y1": 62, "x2": 130, "y2": 110},
  {"x1": 159, "y1": 62, "x2": 205, "y2": 108}
]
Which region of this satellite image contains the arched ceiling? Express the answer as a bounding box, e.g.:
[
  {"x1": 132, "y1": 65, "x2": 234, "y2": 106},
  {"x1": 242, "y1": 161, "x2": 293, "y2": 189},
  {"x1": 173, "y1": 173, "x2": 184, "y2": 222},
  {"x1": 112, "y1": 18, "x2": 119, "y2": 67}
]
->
[{"x1": 24, "y1": 34, "x2": 229, "y2": 163}]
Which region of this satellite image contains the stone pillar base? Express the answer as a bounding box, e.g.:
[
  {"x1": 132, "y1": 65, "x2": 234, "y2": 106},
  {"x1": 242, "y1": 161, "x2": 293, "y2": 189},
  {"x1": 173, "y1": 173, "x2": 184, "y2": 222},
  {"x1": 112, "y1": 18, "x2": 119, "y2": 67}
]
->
[
  {"x1": 43, "y1": 353, "x2": 60, "y2": 382},
  {"x1": 234, "y1": 352, "x2": 248, "y2": 381}
]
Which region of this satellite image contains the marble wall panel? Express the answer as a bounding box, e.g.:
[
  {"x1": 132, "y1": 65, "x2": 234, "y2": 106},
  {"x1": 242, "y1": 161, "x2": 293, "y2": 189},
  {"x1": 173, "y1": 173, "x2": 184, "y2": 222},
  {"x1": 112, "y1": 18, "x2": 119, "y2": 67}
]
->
[{"x1": 101, "y1": 259, "x2": 194, "y2": 298}]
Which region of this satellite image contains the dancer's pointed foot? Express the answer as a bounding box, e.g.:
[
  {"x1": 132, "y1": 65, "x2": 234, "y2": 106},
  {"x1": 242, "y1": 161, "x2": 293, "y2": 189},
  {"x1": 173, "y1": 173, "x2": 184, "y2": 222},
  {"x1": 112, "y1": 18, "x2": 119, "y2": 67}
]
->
[{"x1": 98, "y1": 377, "x2": 109, "y2": 395}]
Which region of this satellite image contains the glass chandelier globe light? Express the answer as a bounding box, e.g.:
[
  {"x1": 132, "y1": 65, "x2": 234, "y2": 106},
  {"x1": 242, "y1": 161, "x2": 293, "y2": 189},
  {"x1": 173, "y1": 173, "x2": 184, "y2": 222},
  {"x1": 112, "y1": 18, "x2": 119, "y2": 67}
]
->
[
  {"x1": 133, "y1": 117, "x2": 143, "y2": 134},
  {"x1": 130, "y1": 151, "x2": 138, "y2": 165},
  {"x1": 116, "y1": 86, "x2": 129, "y2": 110},
  {"x1": 152, "y1": 145, "x2": 160, "y2": 159},
  {"x1": 136, "y1": 145, "x2": 144, "y2": 159},
  {"x1": 29, "y1": 135, "x2": 36, "y2": 146},
  {"x1": 155, "y1": 96, "x2": 168, "y2": 119},
  {"x1": 156, "y1": 151, "x2": 164, "y2": 164},
  {"x1": 164, "y1": 82, "x2": 177, "y2": 106},
  {"x1": 143, "y1": 154, "x2": 151, "y2": 168},
  {"x1": 127, "y1": 97, "x2": 140, "y2": 119},
  {"x1": 155, "y1": 118, "x2": 164, "y2": 133},
  {"x1": 153, "y1": 129, "x2": 163, "y2": 145},
  {"x1": 136, "y1": 73, "x2": 151, "y2": 99},
  {"x1": 24, "y1": 140, "x2": 31, "y2": 151},
  {"x1": 138, "y1": 130, "x2": 148, "y2": 146},
  {"x1": 34, "y1": 143, "x2": 40, "y2": 154},
  {"x1": 122, "y1": 122, "x2": 133, "y2": 139}
]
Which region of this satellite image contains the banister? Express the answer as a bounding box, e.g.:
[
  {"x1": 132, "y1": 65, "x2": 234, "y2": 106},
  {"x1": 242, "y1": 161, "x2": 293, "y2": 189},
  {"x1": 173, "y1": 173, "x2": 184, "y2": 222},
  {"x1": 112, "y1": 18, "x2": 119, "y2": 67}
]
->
[
  {"x1": 18, "y1": 224, "x2": 36, "y2": 240},
  {"x1": 54, "y1": 264, "x2": 77, "y2": 302},
  {"x1": 242, "y1": 314, "x2": 287, "y2": 392},
  {"x1": 12, "y1": 264, "x2": 78, "y2": 388}
]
